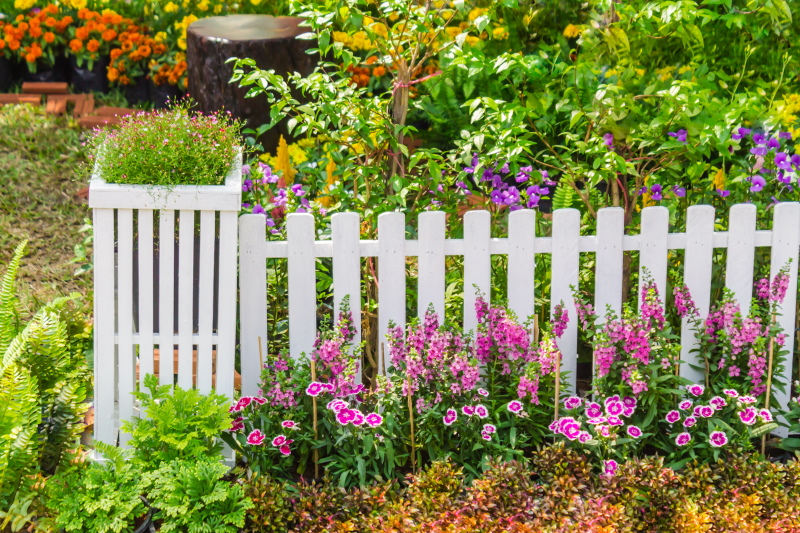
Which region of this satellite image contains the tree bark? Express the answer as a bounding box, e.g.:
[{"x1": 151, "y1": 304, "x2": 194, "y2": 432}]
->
[{"x1": 187, "y1": 15, "x2": 317, "y2": 153}]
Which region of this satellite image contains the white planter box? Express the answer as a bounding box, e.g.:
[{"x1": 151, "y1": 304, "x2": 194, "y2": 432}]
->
[{"x1": 89, "y1": 148, "x2": 243, "y2": 449}]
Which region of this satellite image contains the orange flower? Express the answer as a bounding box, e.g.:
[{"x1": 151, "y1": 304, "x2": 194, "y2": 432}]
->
[
  {"x1": 25, "y1": 52, "x2": 36, "y2": 63},
  {"x1": 86, "y1": 39, "x2": 100, "y2": 52},
  {"x1": 102, "y1": 29, "x2": 116, "y2": 41},
  {"x1": 69, "y1": 38, "x2": 83, "y2": 52},
  {"x1": 75, "y1": 27, "x2": 89, "y2": 40},
  {"x1": 153, "y1": 43, "x2": 166, "y2": 55},
  {"x1": 44, "y1": 17, "x2": 56, "y2": 27},
  {"x1": 77, "y1": 8, "x2": 90, "y2": 19},
  {"x1": 372, "y1": 66, "x2": 386, "y2": 77},
  {"x1": 29, "y1": 26, "x2": 42, "y2": 38},
  {"x1": 85, "y1": 21, "x2": 97, "y2": 32},
  {"x1": 121, "y1": 40, "x2": 132, "y2": 52},
  {"x1": 46, "y1": 5, "x2": 58, "y2": 14},
  {"x1": 15, "y1": 15, "x2": 23, "y2": 22},
  {"x1": 107, "y1": 66, "x2": 119, "y2": 81},
  {"x1": 43, "y1": 31, "x2": 54, "y2": 43},
  {"x1": 96, "y1": 23, "x2": 106, "y2": 32},
  {"x1": 366, "y1": 55, "x2": 378, "y2": 65},
  {"x1": 137, "y1": 45, "x2": 150, "y2": 57},
  {"x1": 8, "y1": 39, "x2": 19, "y2": 51},
  {"x1": 110, "y1": 48, "x2": 122, "y2": 60},
  {"x1": 18, "y1": 22, "x2": 28, "y2": 32},
  {"x1": 119, "y1": 75, "x2": 130, "y2": 84},
  {"x1": 0, "y1": 40, "x2": 5, "y2": 50}
]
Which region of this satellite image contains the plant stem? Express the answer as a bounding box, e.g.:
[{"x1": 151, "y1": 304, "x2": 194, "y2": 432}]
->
[
  {"x1": 311, "y1": 359, "x2": 319, "y2": 479},
  {"x1": 407, "y1": 374, "x2": 416, "y2": 473},
  {"x1": 762, "y1": 313, "x2": 777, "y2": 455}
]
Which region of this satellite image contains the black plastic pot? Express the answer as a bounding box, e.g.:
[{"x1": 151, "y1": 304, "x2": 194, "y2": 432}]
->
[
  {"x1": 22, "y1": 56, "x2": 68, "y2": 83},
  {"x1": 123, "y1": 75, "x2": 150, "y2": 106},
  {"x1": 69, "y1": 55, "x2": 109, "y2": 94},
  {"x1": 134, "y1": 496, "x2": 156, "y2": 533},
  {"x1": 149, "y1": 79, "x2": 184, "y2": 109},
  {"x1": 0, "y1": 55, "x2": 18, "y2": 92}
]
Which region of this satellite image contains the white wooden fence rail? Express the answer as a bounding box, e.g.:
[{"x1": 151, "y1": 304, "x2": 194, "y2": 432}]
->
[{"x1": 238, "y1": 204, "x2": 800, "y2": 419}]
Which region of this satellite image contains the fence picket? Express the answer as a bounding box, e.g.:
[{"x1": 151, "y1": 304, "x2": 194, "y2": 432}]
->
[
  {"x1": 680, "y1": 205, "x2": 715, "y2": 384},
  {"x1": 332, "y1": 213, "x2": 362, "y2": 381},
  {"x1": 177, "y1": 210, "x2": 195, "y2": 389},
  {"x1": 157, "y1": 210, "x2": 175, "y2": 387},
  {"x1": 137, "y1": 209, "x2": 154, "y2": 388},
  {"x1": 288, "y1": 214, "x2": 317, "y2": 361},
  {"x1": 418, "y1": 211, "x2": 446, "y2": 320},
  {"x1": 197, "y1": 211, "x2": 215, "y2": 393},
  {"x1": 551, "y1": 209, "x2": 580, "y2": 393},
  {"x1": 639, "y1": 206, "x2": 669, "y2": 305},
  {"x1": 770, "y1": 202, "x2": 800, "y2": 427},
  {"x1": 507, "y1": 209, "x2": 535, "y2": 322},
  {"x1": 594, "y1": 207, "x2": 624, "y2": 319},
  {"x1": 726, "y1": 204, "x2": 757, "y2": 315},
  {"x1": 93, "y1": 208, "x2": 116, "y2": 446},
  {"x1": 463, "y1": 210, "x2": 491, "y2": 335},
  {"x1": 117, "y1": 209, "x2": 134, "y2": 446},
  {"x1": 239, "y1": 214, "x2": 268, "y2": 397},
  {"x1": 216, "y1": 211, "x2": 238, "y2": 399},
  {"x1": 378, "y1": 212, "x2": 406, "y2": 359}
]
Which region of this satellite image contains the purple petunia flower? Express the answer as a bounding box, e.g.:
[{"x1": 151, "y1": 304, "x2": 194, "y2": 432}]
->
[
  {"x1": 775, "y1": 152, "x2": 792, "y2": 171},
  {"x1": 242, "y1": 179, "x2": 253, "y2": 192},
  {"x1": 731, "y1": 127, "x2": 751, "y2": 140},
  {"x1": 675, "y1": 432, "x2": 692, "y2": 446},
  {"x1": 291, "y1": 184, "x2": 306, "y2": 196},
  {"x1": 767, "y1": 137, "x2": 781, "y2": 149},
  {"x1": 753, "y1": 133, "x2": 767, "y2": 145},
  {"x1": 242, "y1": 165, "x2": 251, "y2": 175},
  {"x1": 709, "y1": 431, "x2": 728, "y2": 447},
  {"x1": 717, "y1": 189, "x2": 731, "y2": 197},
  {"x1": 252, "y1": 204, "x2": 266, "y2": 215},
  {"x1": 672, "y1": 186, "x2": 686, "y2": 197},
  {"x1": 627, "y1": 425, "x2": 643, "y2": 438},
  {"x1": 666, "y1": 410, "x2": 681, "y2": 424},
  {"x1": 650, "y1": 183, "x2": 663, "y2": 201},
  {"x1": 668, "y1": 129, "x2": 687, "y2": 142},
  {"x1": 779, "y1": 131, "x2": 793, "y2": 140},
  {"x1": 750, "y1": 175, "x2": 767, "y2": 192},
  {"x1": 751, "y1": 146, "x2": 768, "y2": 156}
]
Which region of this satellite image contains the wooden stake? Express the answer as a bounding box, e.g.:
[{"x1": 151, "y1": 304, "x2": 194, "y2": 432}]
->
[
  {"x1": 407, "y1": 373, "x2": 416, "y2": 473},
  {"x1": 554, "y1": 346, "x2": 562, "y2": 422},
  {"x1": 257, "y1": 336, "x2": 264, "y2": 369},
  {"x1": 310, "y1": 359, "x2": 319, "y2": 479},
  {"x1": 762, "y1": 315, "x2": 777, "y2": 455},
  {"x1": 381, "y1": 342, "x2": 386, "y2": 376}
]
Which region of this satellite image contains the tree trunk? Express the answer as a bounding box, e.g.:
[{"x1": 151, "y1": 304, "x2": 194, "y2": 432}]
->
[{"x1": 186, "y1": 15, "x2": 317, "y2": 153}]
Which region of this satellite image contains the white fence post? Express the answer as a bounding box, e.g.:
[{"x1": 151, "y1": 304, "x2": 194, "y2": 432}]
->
[
  {"x1": 332, "y1": 213, "x2": 362, "y2": 379},
  {"x1": 378, "y1": 212, "x2": 406, "y2": 356},
  {"x1": 287, "y1": 214, "x2": 317, "y2": 361},
  {"x1": 507, "y1": 209, "x2": 536, "y2": 322},
  {"x1": 463, "y1": 210, "x2": 491, "y2": 334},
  {"x1": 594, "y1": 207, "x2": 624, "y2": 319},
  {"x1": 726, "y1": 203, "x2": 757, "y2": 316},
  {"x1": 239, "y1": 214, "x2": 267, "y2": 397},
  {"x1": 639, "y1": 206, "x2": 669, "y2": 303},
  {"x1": 551, "y1": 208, "x2": 580, "y2": 394}
]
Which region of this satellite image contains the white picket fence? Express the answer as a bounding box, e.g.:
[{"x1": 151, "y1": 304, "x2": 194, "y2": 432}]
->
[
  {"x1": 92, "y1": 186, "x2": 800, "y2": 445},
  {"x1": 239, "y1": 204, "x2": 799, "y2": 407}
]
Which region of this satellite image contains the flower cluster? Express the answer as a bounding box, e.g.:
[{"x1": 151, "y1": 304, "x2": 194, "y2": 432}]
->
[
  {"x1": 1, "y1": 5, "x2": 72, "y2": 71},
  {"x1": 461, "y1": 154, "x2": 554, "y2": 210},
  {"x1": 310, "y1": 305, "x2": 362, "y2": 397},
  {"x1": 553, "y1": 394, "x2": 643, "y2": 445},
  {"x1": 327, "y1": 399, "x2": 384, "y2": 428},
  {"x1": 67, "y1": 8, "x2": 129, "y2": 69}
]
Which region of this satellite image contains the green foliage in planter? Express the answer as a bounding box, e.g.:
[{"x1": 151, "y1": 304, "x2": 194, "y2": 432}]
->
[
  {"x1": 144, "y1": 459, "x2": 252, "y2": 533},
  {"x1": 0, "y1": 241, "x2": 92, "y2": 526},
  {"x1": 121, "y1": 374, "x2": 232, "y2": 470},
  {"x1": 89, "y1": 100, "x2": 244, "y2": 187},
  {"x1": 45, "y1": 444, "x2": 148, "y2": 533},
  {"x1": 242, "y1": 474, "x2": 295, "y2": 533}
]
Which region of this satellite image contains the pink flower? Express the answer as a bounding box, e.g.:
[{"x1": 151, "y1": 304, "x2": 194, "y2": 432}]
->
[
  {"x1": 320, "y1": 382, "x2": 335, "y2": 393},
  {"x1": 666, "y1": 410, "x2": 681, "y2": 424},
  {"x1": 586, "y1": 402, "x2": 603, "y2": 418},
  {"x1": 507, "y1": 401, "x2": 523, "y2": 414},
  {"x1": 607, "y1": 416, "x2": 623, "y2": 427},
  {"x1": 229, "y1": 417, "x2": 244, "y2": 432},
  {"x1": 627, "y1": 425, "x2": 642, "y2": 438},
  {"x1": 328, "y1": 400, "x2": 347, "y2": 412},
  {"x1": 252, "y1": 397, "x2": 267, "y2": 405},
  {"x1": 587, "y1": 417, "x2": 607, "y2": 425},
  {"x1": 272, "y1": 435, "x2": 287, "y2": 447},
  {"x1": 563, "y1": 423, "x2": 581, "y2": 440},
  {"x1": 231, "y1": 397, "x2": 252, "y2": 413},
  {"x1": 683, "y1": 416, "x2": 697, "y2": 428},
  {"x1": 281, "y1": 420, "x2": 298, "y2": 429},
  {"x1": 699, "y1": 406, "x2": 714, "y2": 418},
  {"x1": 352, "y1": 410, "x2": 366, "y2": 426},
  {"x1": 622, "y1": 396, "x2": 637, "y2": 409},
  {"x1": 474, "y1": 404, "x2": 489, "y2": 418},
  {"x1": 366, "y1": 413, "x2": 384, "y2": 427},
  {"x1": 477, "y1": 388, "x2": 489, "y2": 397},
  {"x1": 739, "y1": 395, "x2": 757, "y2": 405},
  {"x1": 578, "y1": 431, "x2": 592, "y2": 443},
  {"x1": 710, "y1": 396, "x2": 727, "y2": 409},
  {"x1": 759, "y1": 409, "x2": 773, "y2": 423},
  {"x1": 688, "y1": 384, "x2": 705, "y2": 397},
  {"x1": 279, "y1": 445, "x2": 291, "y2": 455},
  {"x1": 709, "y1": 431, "x2": 728, "y2": 447},
  {"x1": 675, "y1": 432, "x2": 692, "y2": 446},
  {"x1": 306, "y1": 382, "x2": 323, "y2": 397},
  {"x1": 596, "y1": 424, "x2": 611, "y2": 437},
  {"x1": 738, "y1": 407, "x2": 757, "y2": 425},
  {"x1": 462, "y1": 405, "x2": 475, "y2": 416},
  {"x1": 606, "y1": 401, "x2": 624, "y2": 417},
  {"x1": 603, "y1": 460, "x2": 618, "y2": 476},
  {"x1": 622, "y1": 406, "x2": 634, "y2": 418},
  {"x1": 481, "y1": 431, "x2": 492, "y2": 441},
  {"x1": 247, "y1": 429, "x2": 265, "y2": 445},
  {"x1": 483, "y1": 423, "x2": 497, "y2": 434},
  {"x1": 443, "y1": 408, "x2": 457, "y2": 426},
  {"x1": 723, "y1": 389, "x2": 740, "y2": 398},
  {"x1": 564, "y1": 396, "x2": 583, "y2": 410},
  {"x1": 679, "y1": 400, "x2": 693, "y2": 410},
  {"x1": 336, "y1": 408, "x2": 356, "y2": 425}
]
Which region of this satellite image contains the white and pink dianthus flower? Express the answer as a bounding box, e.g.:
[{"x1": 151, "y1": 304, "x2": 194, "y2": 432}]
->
[{"x1": 709, "y1": 431, "x2": 728, "y2": 447}]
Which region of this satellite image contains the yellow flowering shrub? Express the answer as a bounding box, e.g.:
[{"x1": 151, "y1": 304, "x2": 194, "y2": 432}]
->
[
  {"x1": 14, "y1": 0, "x2": 36, "y2": 10},
  {"x1": 563, "y1": 24, "x2": 581, "y2": 38}
]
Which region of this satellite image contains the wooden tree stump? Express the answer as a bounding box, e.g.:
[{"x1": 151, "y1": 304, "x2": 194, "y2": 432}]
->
[{"x1": 187, "y1": 15, "x2": 317, "y2": 153}]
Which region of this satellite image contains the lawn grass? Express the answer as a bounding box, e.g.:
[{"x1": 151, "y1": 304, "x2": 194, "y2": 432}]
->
[{"x1": 0, "y1": 104, "x2": 91, "y2": 314}]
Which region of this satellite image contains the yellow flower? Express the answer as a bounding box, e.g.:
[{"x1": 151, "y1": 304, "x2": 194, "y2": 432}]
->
[
  {"x1": 154, "y1": 31, "x2": 167, "y2": 42},
  {"x1": 164, "y1": 2, "x2": 179, "y2": 12},
  {"x1": 369, "y1": 22, "x2": 388, "y2": 39},
  {"x1": 389, "y1": 12, "x2": 399, "y2": 21},
  {"x1": 319, "y1": 156, "x2": 338, "y2": 207},
  {"x1": 563, "y1": 24, "x2": 581, "y2": 38},
  {"x1": 465, "y1": 36, "x2": 480, "y2": 46},
  {"x1": 445, "y1": 27, "x2": 461, "y2": 38},
  {"x1": 655, "y1": 66, "x2": 675, "y2": 82},
  {"x1": 678, "y1": 65, "x2": 692, "y2": 74},
  {"x1": 635, "y1": 68, "x2": 645, "y2": 76},
  {"x1": 492, "y1": 26, "x2": 508, "y2": 40},
  {"x1": 712, "y1": 168, "x2": 725, "y2": 191},
  {"x1": 178, "y1": 37, "x2": 187, "y2": 50},
  {"x1": 213, "y1": 4, "x2": 222, "y2": 13},
  {"x1": 362, "y1": 16, "x2": 374, "y2": 26},
  {"x1": 468, "y1": 7, "x2": 487, "y2": 21},
  {"x1": 198, "y1": 0, "x2": 209, "y2": 11},
  {"x1": 275, "y1": 135, "x2": 296, "y2": 183},
  {"x1": 14, "y1": 0, "x2": 35, "y2": 10},
  {"x1": 65, "y1": 0, "x2": 87, "y2": 8}
]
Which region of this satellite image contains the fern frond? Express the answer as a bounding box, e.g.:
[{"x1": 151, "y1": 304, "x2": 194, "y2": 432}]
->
[
  {"x1": 0, "y1": 241, "x2": 26, "y2": 356},
  {"x1": 551, "y1": 181, "x2": 575, "y2": 211}
]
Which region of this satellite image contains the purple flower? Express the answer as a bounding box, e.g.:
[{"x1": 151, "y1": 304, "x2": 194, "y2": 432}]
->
[
  {"x1": 578, "y1": 431, "x2": 592, "y2": 443},
  {"x1": 603, "y1": 133, "x2": 614, "y2": 147},
  {"x1": 281, "y1": 420, "x2": 298, "y2": 429},
  {"x1": 481, "y1": 431, "x2": 492, "y2": 441},
  {"x1": 779, "y1": 131, "x2": 793, "y2": 140},
  {"x1": 336, "y1": 408, "x2": 356, "y2": 425},
  {"x1": 717, "y1": 189, "x2": 731, "y2": 197},
  {"x1": 731, "y1": 127, "x2": 751, "y2": 140},
  {"x1": 767, "y1": 137, "x2": 781, "y2": 149},
  {"x1": 723, "y1": 389, "x2": 739, "y2": 398},
  {"x1": 679, "y1": 400, "x2": 693, "y2": 410},
  {"x1": 710, "y1": 396, "x2": 727, "y2": 410},
  {"x1": 563, "y1": 422, "x2": 581, "y2": 440},
  {"x1": 672, "y1": 186, "x2": 686, "y2": 197},
  {"x1": 242, "y1": 179, "x2": 253, "y2": 192},
  {"x1": 477, "y1": 388, "x2": 489, "y2": 397},
  {"x1": 751, "y1": 146, "x2": 768, "y2": 156},
  {"x1": 666, "y1": 410, "x2": 681, "y2": 424},
  {"x1": 352, "y1": 410, "x2": 365, "y2": 426},
  {"x1": 627, "y1": 425, "x2": 643, "y2": 438},
  {"x1": 687, "y1": 384, "x2": 705, "y2": 397},
  {"x1": 252, "y1": 204, "x2": 266, "y2": 215},
  {"x1": 753, "y1": 133, "x2": 767, "y2": 145},
  {"x1": 738, "y1": 395, "x2": 756, "y2": 405},
  {"x1": 242, "y1": 164, "x2": 251, "y2": 175},
  {"x1": 443, "y1": 408, "x2": 458, "y2": 426},
  {"x1": 606, "y1": 401, "x2": 624, "y2": 417},
  {"x1": 247, "y1": 429, "x2": 265, "y2": 445},
  {"x1": 675, "y1": 432, "x2": 692, "y2": 446},
  {"x1": 456, "y1": 181, "x2": 471, "y2": 195},
  {"x1": 291, "y1": 184, "x2": 306, "y2": 196},
  {"x1": 474, "y1": 404, "x2": 489, "y2": 418},
  {"x1": 650, "y1": 183, "x2": 663, "y2": 201},
  {"x1": 483, "y1": 423, "x2": 497, "y2": 434},
  {"x1": 668, "y1": 129, "x2": 687, "y2": 142},
  {"x1": 516, "y1": 165, "x2": 533, "y2": 183},
  {"x1": 603, "y1": 459, "x2": 618, "y2": 476},
  {"x1": 683, "y1": 416, "x2": 697, "y2": 428},
  {"x1": 607, "y1": 416, "x2": 623, "y2": 426},
  {"x1": 750, "y1": 175, "x2": 766, "y2": 192},
  {"x1": 699, "y1": 406, "x2": 714, "y2": 418},
  {"x1": 759, "y1": 409, "x2": 773, "y2": 422},
  {"x1": 586, "y1": 403, "x2": 603, "y2": 418},
  {"x1": 709, "y1": 431, "x2": 728, "y2": 447},
  {"x1": 775, "y1": 152, "x2": 792, "y2": 171},
  {"x1": 306, "y1": 382, "x2": 323, "y2": 397},
  {"x1": 464, "y1": 153, "x2": 479, "y2": 174},
  {"x1": 462, "y1": 405, "x2": 475, "y2": 416}
]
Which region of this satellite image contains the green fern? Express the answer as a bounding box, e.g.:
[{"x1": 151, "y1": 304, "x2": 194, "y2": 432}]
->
[
  {"x1": 0, "y1": 241, "x2": 26, "y2": 357},
  {"x1": 551, "y1": 181, "x2": 575, "y2": 210}
]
